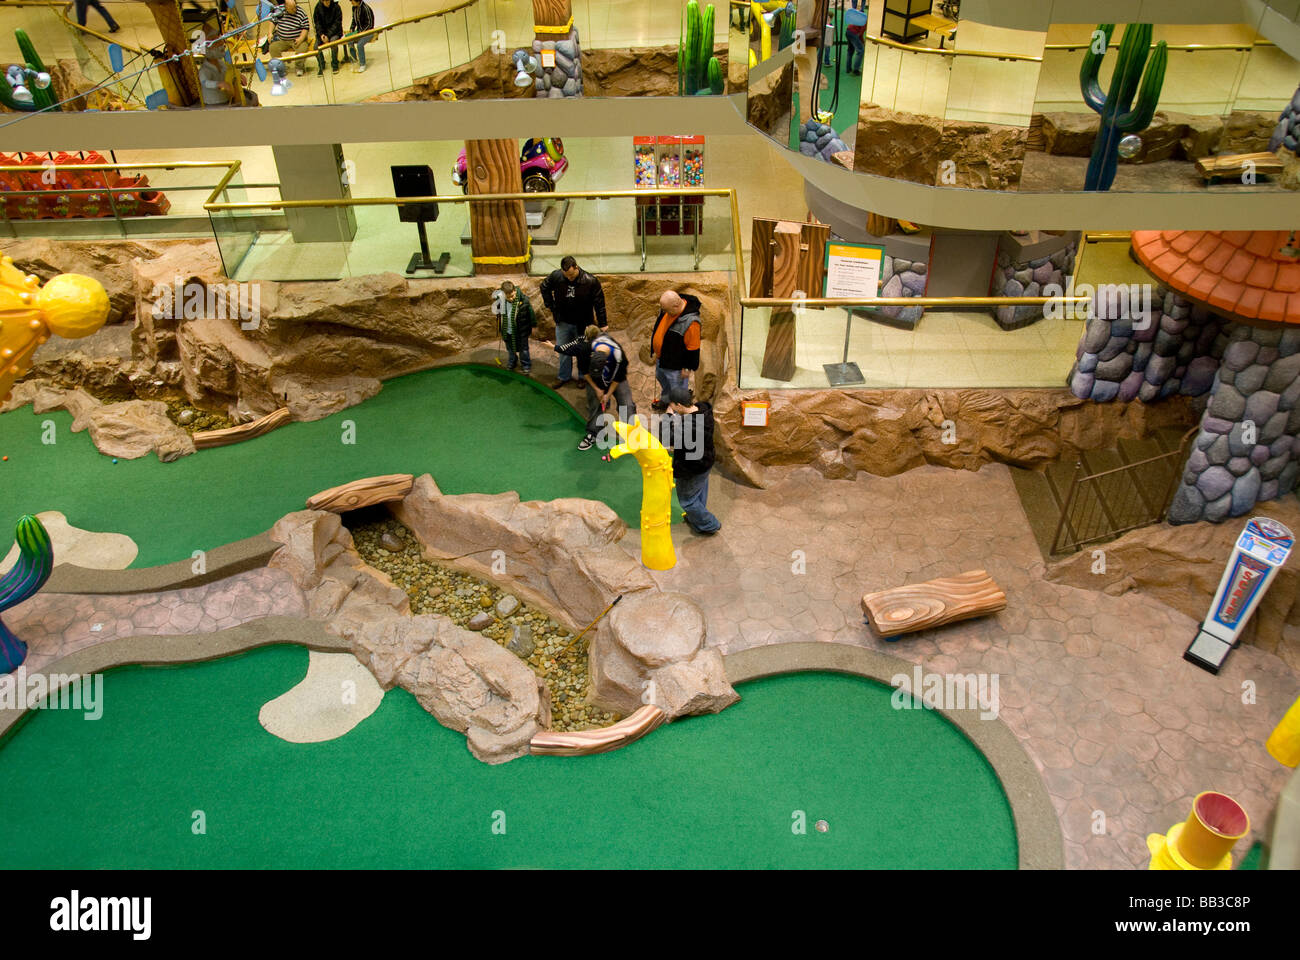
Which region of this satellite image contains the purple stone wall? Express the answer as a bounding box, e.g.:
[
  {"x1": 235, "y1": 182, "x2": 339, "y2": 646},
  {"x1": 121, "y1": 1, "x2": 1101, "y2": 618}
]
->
[
  {"x1": 991, "y1": 241, "x2": 1076, "y2": 330},
  {"x1": 1068, "y1": 287, "x2": 1226, "y2": 404},
  {"x1": 1166, "y1": 324, "x2": 1300, "y2": 524}
]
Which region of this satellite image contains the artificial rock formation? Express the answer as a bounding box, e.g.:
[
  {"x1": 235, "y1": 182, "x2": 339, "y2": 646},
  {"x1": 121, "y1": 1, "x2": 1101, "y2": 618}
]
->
[
  {"x1": 394, "y1": 476, "x2": 734, "y2": 724},
  {"x1": 746, "y1": 61, "x2": 794, "y2": 139},
  {"x1": 1048, "y1": 495, "x2": 1300, "y2": 671},
  {"x1": 1068, "y1": 287, "x2": 1226, "y2": 403},
  {"x1": 1038, "y1": 109, "x2": 1277, "y2": 163},
  {"x1": 590, "y1": 591, "x2": 737, "y2": 718},
  {"x1": 991, "y1": 239, "x2": 1076, "y2": 330},
  {"x1": 371, "y1": 44, "x2": 729, "y2": 102},
  {"x1": 1167, "y1": 324, "x2": 1300, "y2": 525},
  {"x1": 0, "y1": 381, "x2": 195, "y2": 461},
  {"x1": 798, "y1": 119, "x2": 850, "y2": 164},
  {"x1": 854, "y1": 103, "x2": 1027, "y2": 190},
  {"x1": 269, "y1": 507, "x2": 550, "y2": 764},
  {"x1": 710, "y1": 382, "x2": 1196, "y2": 486}
]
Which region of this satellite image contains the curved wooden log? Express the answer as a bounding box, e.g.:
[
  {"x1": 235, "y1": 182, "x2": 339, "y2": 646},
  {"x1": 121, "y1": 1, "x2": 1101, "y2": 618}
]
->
[
  {"x1": 529, "y1": 704, "x2": 666, "y2": 756},
  {"x1": 306, "y1": 474, "x2": 416, "y2": 513},
  {"x1": 192, "y1": 407, "x2": 292, "y2": 450},
  {"x1": 861, "y1": 569, "x2": 1006, "y2": 638}
]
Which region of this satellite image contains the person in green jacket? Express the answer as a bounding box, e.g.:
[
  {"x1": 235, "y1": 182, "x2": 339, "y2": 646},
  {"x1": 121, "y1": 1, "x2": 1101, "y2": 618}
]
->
[{"x1": 497, "y1": 280, "x2": 536, "y2": 374}]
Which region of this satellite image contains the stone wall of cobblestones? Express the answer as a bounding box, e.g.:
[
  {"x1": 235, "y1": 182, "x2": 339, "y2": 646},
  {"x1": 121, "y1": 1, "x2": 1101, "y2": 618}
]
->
[
  {"x1": 1167, "y1": 323, "x2": 1300, "y2": 524},
  {"x1": 1068, "y1": 288, "x2": 1226, "y2": 403},
  {"x1": 532, "y1": 32, "x2": 582, "y2": 98},
  {"x1": 991, "y1": 241, "x2": 1076, "y2": 330},
  {"x1": 876, "y1": 255, "x2": 927, "y2": 328}
]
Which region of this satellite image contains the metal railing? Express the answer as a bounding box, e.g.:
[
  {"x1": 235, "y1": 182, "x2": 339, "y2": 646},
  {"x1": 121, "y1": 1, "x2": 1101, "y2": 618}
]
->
[
  {"x1": 0, "y1": 159, "x2": 279, "y2": 237},
  {"x1": 1050, "y1": 427, "x2": 1199, "y2": 555}
]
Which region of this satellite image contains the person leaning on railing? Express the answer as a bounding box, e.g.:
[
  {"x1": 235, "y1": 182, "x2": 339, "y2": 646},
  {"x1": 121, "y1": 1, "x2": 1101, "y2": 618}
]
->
[
  {"x1": 346, "y1": 0, "x2": 376, "y2": 74},
  {"x1": 268, "y1": 0, "x2": 312, "y2": 76}
]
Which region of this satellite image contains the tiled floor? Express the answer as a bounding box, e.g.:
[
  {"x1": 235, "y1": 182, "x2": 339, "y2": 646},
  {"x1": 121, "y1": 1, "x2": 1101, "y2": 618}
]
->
[
  {"x1": 637, "y1": 462, "x2": 1299, "y2": 869},
  {"x1": 739, "y1": 307, "x2": 1085, "y2": 389}
]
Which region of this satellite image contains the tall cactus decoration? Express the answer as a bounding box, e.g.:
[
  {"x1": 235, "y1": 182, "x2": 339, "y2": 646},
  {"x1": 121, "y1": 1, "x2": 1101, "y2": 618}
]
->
[
  {"x1": 0, "y1": 29, "x2": 60, "y2": 113},
  {"x1": 679, "y1": 1, "x2": 725, "y2": 96},
  {"x1": 777, "y1": 3, "x2": 795, "y2": 51},
  {"x1": 0, "y1": 515, "x2": 54, "y2": 674},
  {"x1": 1080, "y1": 23, "x2": 1167, "y2": 191}
]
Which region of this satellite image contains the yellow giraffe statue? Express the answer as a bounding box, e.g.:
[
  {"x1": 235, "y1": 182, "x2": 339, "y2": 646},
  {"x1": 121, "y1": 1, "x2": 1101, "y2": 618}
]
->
[
  {"x1": 608, "y1": 419, "x2": 676, "y2": 571},
  {"x1": 0, "y1": 255, "x2": 110, "y2": 402}
]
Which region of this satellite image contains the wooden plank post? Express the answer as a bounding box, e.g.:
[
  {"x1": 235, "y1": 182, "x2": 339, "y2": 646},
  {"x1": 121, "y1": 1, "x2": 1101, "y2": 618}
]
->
[
  {"x1": 798, "y1": 222, "x2": 830, "y2": 302},
  {"x1": 760, "y1": 221, "x2": 802, "y2": 381},
  {"x1": 465, "y1": 139, "x2": 529, "y2": 276},
  {"x1": 749, "y1": 218, "x2": 776, "y2": 297}
]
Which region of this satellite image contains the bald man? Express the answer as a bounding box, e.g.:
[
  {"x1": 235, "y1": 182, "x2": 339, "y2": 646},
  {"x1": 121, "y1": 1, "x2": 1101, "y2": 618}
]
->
[{"x1": 649, "y1": 290, "x2": 703, "y2": 411}]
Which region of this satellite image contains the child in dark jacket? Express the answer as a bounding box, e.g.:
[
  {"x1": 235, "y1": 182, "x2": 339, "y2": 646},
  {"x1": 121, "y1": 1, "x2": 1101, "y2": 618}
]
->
[{"x1": 497, "y1": 280, "x2": 535, "y2": 374}]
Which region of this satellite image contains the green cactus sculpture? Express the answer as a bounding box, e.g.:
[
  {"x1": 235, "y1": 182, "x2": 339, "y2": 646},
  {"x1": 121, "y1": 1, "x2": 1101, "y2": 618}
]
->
[
  {"x1": 777, "y1": 4, "x2": 795, "y2": 51},
  {"x1": 1080, "y1": 23, "x2": 1166, "y2": 191},
  {"x1": 679, "y1": 1, "x2": 724, "y2": 96},
  {"x1": 0, "y1": 515, "x2": 54, "y2": 674},
  {"x1": 0, "y1": 29, "x2": 60, "y2": 113}
]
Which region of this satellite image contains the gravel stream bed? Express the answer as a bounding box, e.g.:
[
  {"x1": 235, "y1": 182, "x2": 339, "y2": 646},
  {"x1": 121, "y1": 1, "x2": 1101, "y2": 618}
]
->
[{"x1": 350, "y1": 517, "x2": 620, "y2": 732}]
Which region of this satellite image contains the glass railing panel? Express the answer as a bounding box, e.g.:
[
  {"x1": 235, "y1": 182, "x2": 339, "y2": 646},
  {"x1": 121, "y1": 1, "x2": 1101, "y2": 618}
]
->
[
  {"x1": 945, "y1": 55, "x2": 1039, "y2": 126},
  {"x1": 1233, "y1": 42, "x2": 1299, "y2": 113},
  {"x1": 340, "y1": 196, "x2": 474, "y2": 279},
  {"x1": 737, "y1": 299, "x2": 1086, "y2": 390}
]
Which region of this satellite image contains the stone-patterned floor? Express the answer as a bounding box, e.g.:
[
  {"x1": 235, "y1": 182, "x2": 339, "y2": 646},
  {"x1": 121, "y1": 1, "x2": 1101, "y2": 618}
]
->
[
  {"x1": 6, "y1": 568, "x2": 305, "y2": 674},
  {"x1": 644, "y1": 463, "x2": 1299, "y2": 870}
]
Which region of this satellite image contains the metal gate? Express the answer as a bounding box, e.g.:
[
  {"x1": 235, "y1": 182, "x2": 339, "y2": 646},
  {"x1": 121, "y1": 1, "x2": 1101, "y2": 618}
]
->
[{"x1": 1050, "y1": 428, "x2": 1198, "y2": 555}]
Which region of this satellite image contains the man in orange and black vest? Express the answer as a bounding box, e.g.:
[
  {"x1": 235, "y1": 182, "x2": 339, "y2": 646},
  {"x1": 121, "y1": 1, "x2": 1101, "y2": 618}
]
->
[{"x1": 650, "y1": 290, "x2": 702, "y2": 411}]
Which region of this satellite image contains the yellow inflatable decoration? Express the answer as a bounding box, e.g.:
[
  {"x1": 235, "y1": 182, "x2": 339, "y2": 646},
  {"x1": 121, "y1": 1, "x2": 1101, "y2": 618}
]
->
[
  {"x1": 1147, "y1": 791, "x2": 1249, "y2": 870},
  {"x1": 608, "y1": 419, "x2": 676, "y2": 571},
  {"x1": 1266, "y1": 694, "x2": 1300, "y2": 767},
  {"x1": 0, "y1": 255, "x2": 110, "y2": 402}
]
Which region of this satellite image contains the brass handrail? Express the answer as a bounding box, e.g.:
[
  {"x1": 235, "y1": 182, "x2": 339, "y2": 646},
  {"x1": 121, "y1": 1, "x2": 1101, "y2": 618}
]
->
[
  {"x1": 868, "y1": 32, "x2": 1041, "y2": 63},
  {"x1": 1043, "y1": 40, "x2": 1274, "y2": 53},
  {"x1": 741, "y1": 295, "x2": 1091, "y2": 308},
  {"x1": 202, "y1": 186, "x2": 737, "y2": 209}
]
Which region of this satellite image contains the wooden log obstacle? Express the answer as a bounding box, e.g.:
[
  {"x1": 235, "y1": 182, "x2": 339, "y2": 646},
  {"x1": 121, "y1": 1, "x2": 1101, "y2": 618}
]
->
[{"x1": 861, "y1": 569, "x2": 1006, "y2": 638}]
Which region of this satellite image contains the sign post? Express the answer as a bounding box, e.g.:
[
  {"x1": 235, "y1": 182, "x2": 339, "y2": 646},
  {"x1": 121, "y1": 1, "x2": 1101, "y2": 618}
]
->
[
  {"x1": 1184, "y1": 517, "x2": 1294, "y2": 673},
  {"x1": 821, "y1": 240, "x2": 884, "y2": 386}
]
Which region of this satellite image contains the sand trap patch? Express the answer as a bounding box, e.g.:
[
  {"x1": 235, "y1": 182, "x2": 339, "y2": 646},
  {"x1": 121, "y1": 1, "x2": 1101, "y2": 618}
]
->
[
  {"x1": 259, "y1": 651, "x2": 384, "y2": 743},
  {"x1": 1, "y1": 510, "x2": 137, "y2": 573}
]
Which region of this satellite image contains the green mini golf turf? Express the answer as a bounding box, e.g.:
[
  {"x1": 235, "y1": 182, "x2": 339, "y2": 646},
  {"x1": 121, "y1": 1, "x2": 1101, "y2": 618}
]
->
[
  {"x1": 0, "y1": 366, "x2": 659, "y2": 567},
  {"x1": 0, "y1": 646, "x2": 1017, "y2": 869}
]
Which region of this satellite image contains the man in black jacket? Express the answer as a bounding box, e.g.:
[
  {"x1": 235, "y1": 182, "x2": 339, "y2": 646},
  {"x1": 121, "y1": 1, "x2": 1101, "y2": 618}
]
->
[
  {"x1": 667, "y1": 385, "x2": 719, "y2": 534},
  {"x1": 313, "y1": 0, "x2": 344, "y2": 74},
  {"x1": 650, "y1": 290, "x2": 703, "y2": 411},
  {"x1": 539, "y1": 255, "x2": 607, "y2": 390}
]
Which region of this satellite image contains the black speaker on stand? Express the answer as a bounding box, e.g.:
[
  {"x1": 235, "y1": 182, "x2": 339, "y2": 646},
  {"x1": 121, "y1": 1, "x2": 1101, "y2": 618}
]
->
[{"x1": 391, "y1": 165, "x2": 450, "y2": 275}]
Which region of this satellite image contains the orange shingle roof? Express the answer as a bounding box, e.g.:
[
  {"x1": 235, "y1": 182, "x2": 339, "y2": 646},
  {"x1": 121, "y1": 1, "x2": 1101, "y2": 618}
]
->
[{"x1": 1132, "y1": 230, "x2": 1300, "y2": 325}]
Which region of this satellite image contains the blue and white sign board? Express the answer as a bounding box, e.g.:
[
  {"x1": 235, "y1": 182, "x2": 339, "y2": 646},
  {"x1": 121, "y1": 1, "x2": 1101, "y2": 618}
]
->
[{"x1": 1185, "y1": 516, "x2": 1294, "y2": 673}]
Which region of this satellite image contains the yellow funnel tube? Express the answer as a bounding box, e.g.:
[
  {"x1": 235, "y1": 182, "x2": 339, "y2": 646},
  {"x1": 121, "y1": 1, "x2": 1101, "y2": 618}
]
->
[
  {"x1": 0, "y1": 255, "x2": 109, "y2": 401},
  {"x1": 1146, "y1": 791, "x2": 1250, "y2": 870},
  {"x1": 1266, "y1": 694, "x2": 1300, "y2": 767},
  {"x1": 609, "y1": 419, "x2": 676, "y2": 571}
]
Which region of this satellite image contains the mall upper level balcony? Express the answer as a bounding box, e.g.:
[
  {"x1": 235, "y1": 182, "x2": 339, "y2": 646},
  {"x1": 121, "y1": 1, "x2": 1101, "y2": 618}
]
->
[{"x1": 0, "y1": 0, "x2": 1298, "y2": 229}]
